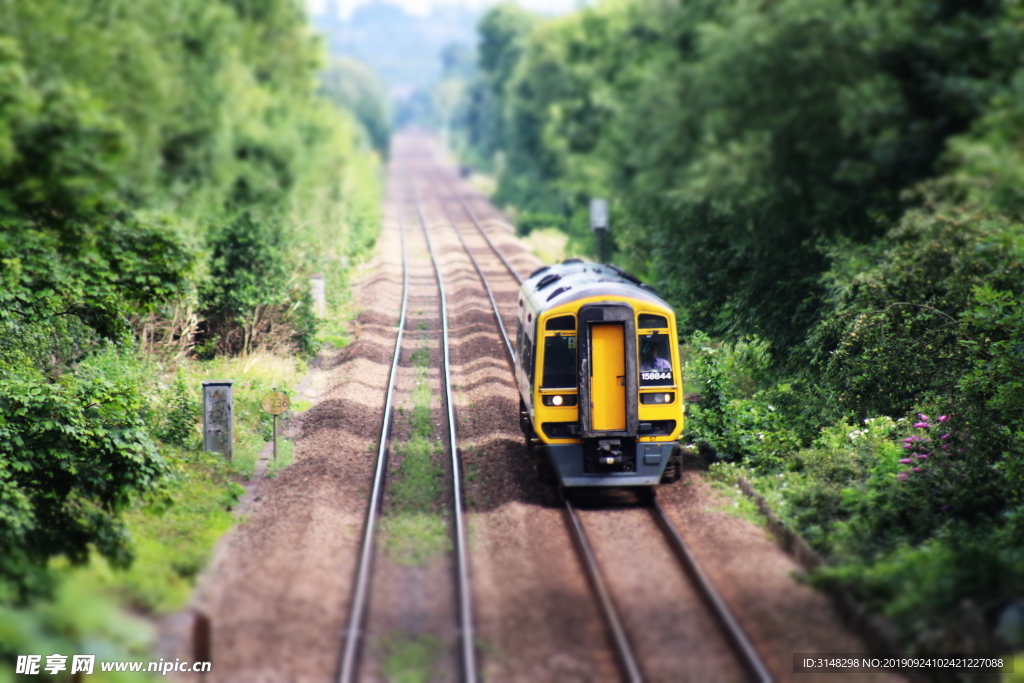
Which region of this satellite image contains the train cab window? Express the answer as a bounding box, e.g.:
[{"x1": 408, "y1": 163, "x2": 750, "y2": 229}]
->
[
  {"x1": 541, "y1": 334, "x2": 577, "y2": 388},
  {"x1": 546, "y1": 315, "x2": 575, "y2": 331},
  {"x1": 638, "y1": 314, "x2": 668, "y2": 330},
  {"x1": 638, "y1": 332, "x2": 673, "y2": 386}
]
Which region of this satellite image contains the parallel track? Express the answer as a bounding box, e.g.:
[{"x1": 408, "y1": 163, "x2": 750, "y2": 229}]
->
[{"x1": 342, "y1": 140, "x2": 774, "y2": 682}]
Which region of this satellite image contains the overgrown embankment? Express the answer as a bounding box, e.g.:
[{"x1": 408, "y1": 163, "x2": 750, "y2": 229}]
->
[
  {"x1": 0, "y1": 0, "x2": 386, "y2": 672},
  {"x1": 444, "y1": 0, "x2": 1024, "y2": 657}
]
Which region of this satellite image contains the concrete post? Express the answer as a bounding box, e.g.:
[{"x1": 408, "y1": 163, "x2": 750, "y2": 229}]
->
[{"x1": 202, "y1": 380, "x2": 233, "y2": 460}]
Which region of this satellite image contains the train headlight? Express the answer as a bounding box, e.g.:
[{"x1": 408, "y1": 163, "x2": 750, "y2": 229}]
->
[
  {"x1": 552, "y1": 395, "x2": 563, "y2": 406},
  {"x1": 542, "y1": 394, "x2": 578, "y2": 407},
  {"x1": 641, "y1": 392, "x2": 675, "y2": 405}
]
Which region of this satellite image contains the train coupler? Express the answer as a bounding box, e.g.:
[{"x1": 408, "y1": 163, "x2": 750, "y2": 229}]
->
[{"x1": 586, "y1": 439, "x2": 635, "y2": 473}]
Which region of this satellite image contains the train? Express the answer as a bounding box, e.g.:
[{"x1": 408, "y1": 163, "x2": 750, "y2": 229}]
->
[{"x1": 516, "y1": 259, "x2": 684, "y2": 486}]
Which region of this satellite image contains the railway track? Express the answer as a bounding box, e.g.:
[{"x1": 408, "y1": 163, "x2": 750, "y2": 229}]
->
[
  {"x1": 429, "y1": 148, "x2": 777, "y2": 682},
  {"x1": 564, "y1": 490, "x2": 776, "y2": 682},
  {"x1": 341, "y1": 136, "x2": 775, "y2": 682},
  {"x1": 413, "y1": 178, "x2": 478, "y2": 683},
  {"x1": 337, "y1": 174, "x2": 477, "y2": 682}
]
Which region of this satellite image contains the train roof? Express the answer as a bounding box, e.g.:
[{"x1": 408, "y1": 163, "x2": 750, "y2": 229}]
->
[{"x1": 520, "y1": 259, "x2": 672, "y2": 315}]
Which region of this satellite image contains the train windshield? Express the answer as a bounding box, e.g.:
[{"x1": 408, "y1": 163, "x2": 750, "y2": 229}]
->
[
  {"x1": 542, "y1": 334, "x2": 577, "y2": 388},
  {"x1": 638, "y1": 332, "x2": 673, "y2": 386}
]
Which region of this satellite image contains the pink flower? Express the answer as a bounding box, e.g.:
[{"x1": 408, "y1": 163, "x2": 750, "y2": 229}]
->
[
  {"x1": 916, "y1": 453, "x2": 929, "y2": 459},
  {"x1": 902, "y1": 436, "x2": 921, "y2": 443},
  {"x1": 918, "y1": 413, "x2": 929, "y2": 421},
  {"x1": 899, "y1": 458, "x2": 913, "y2": 464},
  {"x1": 940, "y1": 433, "x2": 951, "y2": 440},
  {"x1": 897, "y1": 472, "x2": 909, "y2": 481},
  {"x1": 938, "y1": 415, "x2": 949, "y2": 423},
  {"x1": 912, "y1": 467, "x2": 921, "y2": 472},
  {"x1": 903, "y1": 443, "x2": 915, "y2": 449},
  {"x1": 914, "y1": 421, "x2": 929, "y2": 429}
]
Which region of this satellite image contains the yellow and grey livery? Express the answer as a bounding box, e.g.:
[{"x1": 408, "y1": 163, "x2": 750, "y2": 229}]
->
[{"x1": 516, "y1": 259, "x2": 684, "y2": 486}]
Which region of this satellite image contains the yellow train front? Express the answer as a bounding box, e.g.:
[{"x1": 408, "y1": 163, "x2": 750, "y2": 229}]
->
[{"x1": 516, "y1": 259, "x2": 684, "y2": 487}]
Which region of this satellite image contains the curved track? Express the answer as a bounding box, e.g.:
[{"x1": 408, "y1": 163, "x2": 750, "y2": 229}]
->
[{"x1": 424, "y1": 145, "x2": 775, "y2": 682}]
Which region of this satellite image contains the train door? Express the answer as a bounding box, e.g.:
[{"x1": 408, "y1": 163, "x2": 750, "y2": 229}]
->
[
  {"x1": 589, "y1": 323, "x2": 626, "y2": 431},
  {"x1": 578, "y1": 302, "x2": 638, "y2": 438}
]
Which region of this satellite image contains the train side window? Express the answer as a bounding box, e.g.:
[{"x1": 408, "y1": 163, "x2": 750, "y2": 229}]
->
[
  {"x1": 546, "y1": 315, "x2": 575, "y2": 331},
  {"x1": 638, "y1": 313, "x2": 668, "y2": 330},
  {"x1": 541, "y1": 334, "x2": 577, "y2": 388},
  {"x1": 638, "y1": 332, "x2": 673, "y2": 386},
  {"x1": 524, "y1": 325, "x2": 535, "y2": 389}
]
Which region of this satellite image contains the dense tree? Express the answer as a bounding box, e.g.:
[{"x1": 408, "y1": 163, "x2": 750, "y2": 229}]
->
[
  {"x1": 451, "y1": 0, "x2": 1024, "y2": 648},
  {"x1": 0, "y1": 0, "x2": 380, "y2": 601},
  {"x1": 450, "y1": 4, "x2": 538, "y2": 170},
  {"x1": 320, "y1": 56, "x2": 391, "y2": 156},
  {"x1": 461, "y1": 0, "x2": 1024, "y2": 355}
]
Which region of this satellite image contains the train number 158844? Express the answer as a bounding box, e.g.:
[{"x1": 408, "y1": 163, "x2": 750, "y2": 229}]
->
[{"x1": 641, "y1": 371, "x2": 672, "y2": 381}]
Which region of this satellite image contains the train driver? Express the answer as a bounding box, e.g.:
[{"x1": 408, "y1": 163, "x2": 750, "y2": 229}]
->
[{"x1": 641, "y1": 342, "x2": 671, "y2": 371}]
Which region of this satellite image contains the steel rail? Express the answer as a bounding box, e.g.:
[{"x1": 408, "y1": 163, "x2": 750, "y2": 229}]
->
[
  {"x1": 652, "y1": 497, "x2": 776, "y2": 683},
  {"x1": 337, "y1": 193, "x2": 411, "y2": 683},
  {"x1": 412, "y1": 179, "x2": 479, "y2": 683},
  {"x1": 425, "y1": 172, "x2": 517, "y2": 367},
  {"x1": 434, "y1": 166, "x2": 523, "y2": 286},
  {"x1": 561, "y1": 491, "x2": 645, "y2": 683}
]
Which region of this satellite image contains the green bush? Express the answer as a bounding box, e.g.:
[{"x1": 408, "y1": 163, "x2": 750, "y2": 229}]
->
[
  {"x1": 682, "y1": 333, "x2": 804, "y2": 469},
  {"x1": 813, "y1": 524, "x2": 1024, "y2": 651},
  {"x1": 156, "y1": 374, "x2": 200, "y2": 449},
  {"x1": 514, "y1": 211, "x2": 565, "y2": 236},
  {"x1": 803, "y1": 196, "x2": 1024, "y2": 523},
  {"x1": 0, "y1": 373, "x2": 166, "y2": 603},
  {"x1": 198, "y1": 212, "x2": 319, "y2": 358},
  {"x1": 807, "y1": 199, "x2": 1024, "y2": 421}
]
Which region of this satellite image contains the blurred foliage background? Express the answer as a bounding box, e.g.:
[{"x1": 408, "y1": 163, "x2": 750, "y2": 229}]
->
[
  {"x1": 445, "y1": 0, "x2": 1024, "y2": 659},
  {"x1": 0, "y1": 0, "x2": 386, "y2": 675}
]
